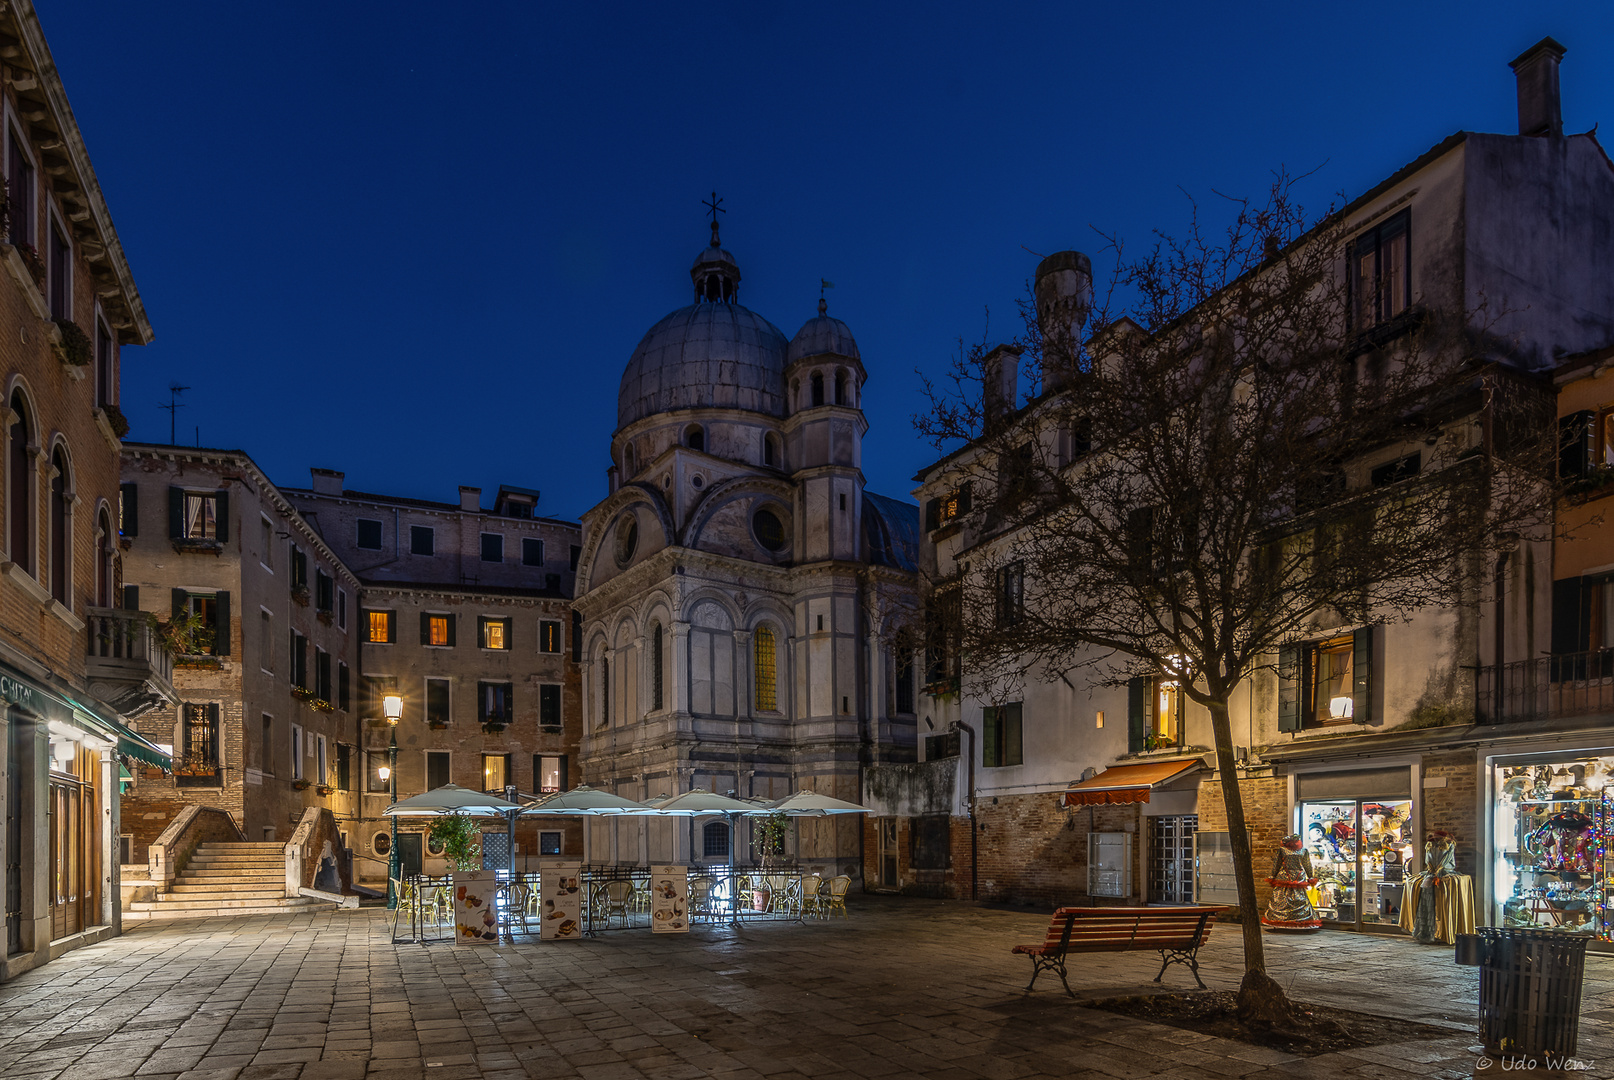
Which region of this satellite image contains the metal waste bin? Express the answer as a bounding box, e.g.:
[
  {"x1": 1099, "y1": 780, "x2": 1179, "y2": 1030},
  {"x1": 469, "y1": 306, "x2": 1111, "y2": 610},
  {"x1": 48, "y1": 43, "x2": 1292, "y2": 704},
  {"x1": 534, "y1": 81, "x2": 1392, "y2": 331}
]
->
[{"x1": 1459, "y1": 928, "x2": 1588, "y2": 1062}]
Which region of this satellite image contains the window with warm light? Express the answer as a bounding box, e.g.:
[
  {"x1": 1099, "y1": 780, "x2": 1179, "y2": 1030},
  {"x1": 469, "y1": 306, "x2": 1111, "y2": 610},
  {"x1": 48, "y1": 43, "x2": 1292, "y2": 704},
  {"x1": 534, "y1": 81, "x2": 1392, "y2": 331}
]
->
[
  {"x1": 1311, "y1": 635, "x2": 1356, "y2": 724},
  {"x1": 483, "y1": 753, "x2": 510, "y2": 792},
  {"x1": 480, "y1": 616, "x2": 511, "y2": 650},
  {"x1": 426, "y1": 614, "x2": 451, "y2": 647},
  {"x1": 366, "y1": 610, "x2": 394, "y2": 644}
]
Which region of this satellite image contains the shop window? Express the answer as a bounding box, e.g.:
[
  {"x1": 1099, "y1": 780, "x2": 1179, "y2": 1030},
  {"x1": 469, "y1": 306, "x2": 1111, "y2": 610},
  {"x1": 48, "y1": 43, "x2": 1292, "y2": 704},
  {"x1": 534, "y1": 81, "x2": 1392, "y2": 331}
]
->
[
  {"x1": 1493, "y1": 757, "x2": 1610, "y2": 936},
  {"x1": 703, "y1": 820, "x2": 729, "y2": 857},
  {"x1": 982, "y1": 702, "x2": 1023, "y2": 767},
  {"x1": 1278, "y1": 628, "x2": 1373, "y2": 730},
  {"x1": 1349, "y1": 210, "x2": 1410, "y2": 330},
  {"x1": 539, "y1": 684, "x2": 561, "y2": 729},
  {"x1": 754, "y1": 625, "x2": 777, "y2": 711},
  {"x1": 1299, "y1": 794, "x2": 1413, "y2": 927},
  {"x1": 539, "y1": 619, "x2": 562, "y2": 654},
  {"x1": 1127, "y1": 675, "x2": 1183, "y2": 752},
  {"x1": 910, "y1": 814, "x2": 951, "y2": 869},
  {"x1": 536, "y1": 754, "x2": 565, "y2": 794}
]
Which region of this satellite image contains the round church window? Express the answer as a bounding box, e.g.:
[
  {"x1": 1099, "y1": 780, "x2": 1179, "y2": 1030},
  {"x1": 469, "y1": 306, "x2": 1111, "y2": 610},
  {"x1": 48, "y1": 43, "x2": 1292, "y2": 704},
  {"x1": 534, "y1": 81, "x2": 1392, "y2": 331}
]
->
[
  {"x1": 753, "y1": 508, "x2": 786, "y2": 552},
  {"x1": 615, "y1": 515, "x2": 639, "y2": 567}
]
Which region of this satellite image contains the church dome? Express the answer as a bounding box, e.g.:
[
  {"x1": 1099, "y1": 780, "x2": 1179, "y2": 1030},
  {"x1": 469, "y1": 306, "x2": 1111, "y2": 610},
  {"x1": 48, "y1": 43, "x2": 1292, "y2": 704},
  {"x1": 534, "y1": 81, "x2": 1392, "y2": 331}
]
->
[
  {"x1": 787, "y1": 300, "x2": 860, "y2": 364},
  {"x1": 617, "y1": 302, "x2": 789, "y2": 430}
]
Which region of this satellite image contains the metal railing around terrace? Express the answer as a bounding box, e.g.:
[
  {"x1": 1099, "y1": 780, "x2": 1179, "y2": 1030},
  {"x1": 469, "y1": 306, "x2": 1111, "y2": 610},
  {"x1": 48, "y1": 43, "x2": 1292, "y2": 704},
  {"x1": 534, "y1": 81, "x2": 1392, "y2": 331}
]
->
[{"x1": 1475, "y1": 648, "x2": 1614, "y2": 724}]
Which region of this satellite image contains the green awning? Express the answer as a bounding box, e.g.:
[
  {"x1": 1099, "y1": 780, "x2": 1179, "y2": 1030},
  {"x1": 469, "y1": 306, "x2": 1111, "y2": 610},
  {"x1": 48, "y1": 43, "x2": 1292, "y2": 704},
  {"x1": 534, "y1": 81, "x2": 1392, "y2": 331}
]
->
[{"x1": 117, "y1": 734, "x2": 171, "y2": 770}]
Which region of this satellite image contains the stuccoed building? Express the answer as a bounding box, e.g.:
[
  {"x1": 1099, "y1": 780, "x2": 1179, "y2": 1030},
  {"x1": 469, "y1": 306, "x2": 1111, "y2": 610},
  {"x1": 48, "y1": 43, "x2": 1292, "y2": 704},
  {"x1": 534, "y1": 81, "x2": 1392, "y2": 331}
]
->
[
  {"x1": 283, "y1": 474, "x2": 583, "y2": 883},
  {"x1": 573, "y1": 223, "x2": 919, "y2": 877}
]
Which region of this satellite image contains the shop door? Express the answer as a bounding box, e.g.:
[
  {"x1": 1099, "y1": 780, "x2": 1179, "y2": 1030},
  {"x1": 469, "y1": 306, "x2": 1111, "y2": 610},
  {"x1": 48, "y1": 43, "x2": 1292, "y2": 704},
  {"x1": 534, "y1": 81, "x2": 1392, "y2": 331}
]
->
[
  {"x1": 5, "y1": 719, "x2": 22, "y2": 955},
  {"x1": 49, "y1": 779, "x2": 81, "y2": 939},
  {"x1": 396, "y1": 833, "x2": 423, "y2": 878},
  {"x1": 1148, "y1": 815, "x2": 1198, "y2": 904},
  {"x1": 1298, "y1": 797, "x2": 1413, "y2": 931},
  {"x1": 876, "y1": 818, "x2": 898, "y2": 888}
]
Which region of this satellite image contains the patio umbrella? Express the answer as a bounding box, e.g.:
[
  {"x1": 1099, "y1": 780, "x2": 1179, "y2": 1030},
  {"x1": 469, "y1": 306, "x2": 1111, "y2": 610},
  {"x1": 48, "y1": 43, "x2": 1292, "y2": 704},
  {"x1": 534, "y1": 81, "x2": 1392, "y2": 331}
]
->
[
  {"x1": 519, "y1": 784, "x2": 653, "y2": 865},
  {"x1": 750, "y1": 791, "x2": 872, "y2": 817},
  {"x1": 382, "y1": 784, "x2": 522, "y2": 816}
]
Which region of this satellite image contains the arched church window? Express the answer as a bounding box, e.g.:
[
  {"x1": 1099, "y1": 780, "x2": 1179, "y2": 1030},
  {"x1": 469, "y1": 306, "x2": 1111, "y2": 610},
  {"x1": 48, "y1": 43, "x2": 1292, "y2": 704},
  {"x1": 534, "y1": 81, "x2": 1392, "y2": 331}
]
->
[
  {"x1": 601, "y1": 654, "x2": 610, "y2": 726},
  {"x1": 49, "y1": 446, "x2": 67, "y2": 603},
  {"x1": 754, "y1": 625, "x2": 777, "y2": 711},
  {"x1": 10, "y1": 392, "x2": 32, "y2": 573},
  {"x1": 651, "y1": 622, "x2": 664, "y2": 710},
  {"x1": 811, "y1": 373, "x2": 824, "y2": 407},
  {"x1": 685, "y1": 424, "x2": 704, "y2": 452},
  {"x1": 834, "y1": 370, "x2": 847, "y2": 405}
]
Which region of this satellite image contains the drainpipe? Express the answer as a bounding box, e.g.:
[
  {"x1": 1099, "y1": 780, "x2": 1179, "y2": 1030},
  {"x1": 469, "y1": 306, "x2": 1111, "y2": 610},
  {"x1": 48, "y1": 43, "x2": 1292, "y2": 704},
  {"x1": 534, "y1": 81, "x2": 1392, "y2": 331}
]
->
[{"x1": 950, "y1": 719, "x2": 977, "y2": 901}]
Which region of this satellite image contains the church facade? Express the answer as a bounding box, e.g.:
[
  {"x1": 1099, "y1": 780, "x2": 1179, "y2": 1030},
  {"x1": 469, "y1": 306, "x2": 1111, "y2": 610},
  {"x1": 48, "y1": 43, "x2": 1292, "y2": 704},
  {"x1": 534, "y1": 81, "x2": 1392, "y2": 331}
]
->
[{"x1": 572, "y1": 224, "x2": 920, "y2": 877}]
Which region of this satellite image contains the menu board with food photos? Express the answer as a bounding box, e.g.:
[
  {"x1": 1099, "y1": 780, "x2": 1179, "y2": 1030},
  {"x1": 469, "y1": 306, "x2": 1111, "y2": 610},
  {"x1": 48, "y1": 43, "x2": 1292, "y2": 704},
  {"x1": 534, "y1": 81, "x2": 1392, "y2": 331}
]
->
[
  {"x1": 650, "y1": 864, "x2": 689, "y2": 933},
  {"x1": 453, "y1": 871, "x2": 498, "y2": 944},
  {"x1": 540, "y1": 863, "x2": 583, "y2": 941}
]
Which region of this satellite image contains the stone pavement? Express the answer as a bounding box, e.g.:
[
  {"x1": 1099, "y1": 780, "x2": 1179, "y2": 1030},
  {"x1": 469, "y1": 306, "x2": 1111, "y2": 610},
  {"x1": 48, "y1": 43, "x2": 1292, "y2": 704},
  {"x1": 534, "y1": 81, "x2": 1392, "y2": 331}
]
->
[{"x1": 0, "y1": 895, "x2": 1610, "y2": 1080}]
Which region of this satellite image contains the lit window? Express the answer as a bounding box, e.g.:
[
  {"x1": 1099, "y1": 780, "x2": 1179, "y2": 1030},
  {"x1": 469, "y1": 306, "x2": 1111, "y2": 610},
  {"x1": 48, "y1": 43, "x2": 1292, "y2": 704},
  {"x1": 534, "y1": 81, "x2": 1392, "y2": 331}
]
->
[
  {"x1": 367, "y1": 610, "x2": 394, "y2": 644},
  {"x1": 538, "y1": 620, "x2": 562, "y2": 654},
  {"x1": 1311, "y1": 636, "x2": 1355, "y2": 724},
  {"x1": 754, "y1": 625, "x2": 777, "y2": 711},
  {"x1": 183, "y1": 493, "x2": 219, "y2": 540},
  {"x1": 1350, "y1": 211, "x2": 1410, "y2": 330},
  {"x1": 427, "y1": 615, "x2": 451, "y2": 647},
  {"x1": 483, "y1": 753, "x2": 509, "y2": 792},
  {"x1": 537, "y1": 755, "x2": 564, "y2": 794}
]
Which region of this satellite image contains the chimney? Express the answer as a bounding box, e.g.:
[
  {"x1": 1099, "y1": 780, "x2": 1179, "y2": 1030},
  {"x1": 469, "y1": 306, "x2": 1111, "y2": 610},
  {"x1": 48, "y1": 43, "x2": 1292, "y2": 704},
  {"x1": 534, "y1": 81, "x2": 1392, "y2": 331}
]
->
[
  {"x1": 1033, "y1": 251, "x2": 1093, "y2": 393},
  {"x1": 982, "y1": 344, "x2": 1023, "y2": 430},
  {"x1": 459, "y1": 485, "x2": 482, "y2": 512},
  {"x1": 1509, "y1": 36, "x2": 1566, "y2": 138},
  {"x1": 309, "y1": 468, "x2": 343, "y2": 496}
]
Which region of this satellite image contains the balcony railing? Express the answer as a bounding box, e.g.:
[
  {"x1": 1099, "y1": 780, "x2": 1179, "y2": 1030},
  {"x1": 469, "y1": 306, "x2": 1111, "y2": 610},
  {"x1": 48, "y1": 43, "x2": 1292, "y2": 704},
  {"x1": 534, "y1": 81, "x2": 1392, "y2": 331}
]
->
[
  {"x1": 85, "y1": 607, "x2": 177, "y2": 717},
  {"x1": 1475, "y1": 648, "x2": 1614, "y2": 724}
]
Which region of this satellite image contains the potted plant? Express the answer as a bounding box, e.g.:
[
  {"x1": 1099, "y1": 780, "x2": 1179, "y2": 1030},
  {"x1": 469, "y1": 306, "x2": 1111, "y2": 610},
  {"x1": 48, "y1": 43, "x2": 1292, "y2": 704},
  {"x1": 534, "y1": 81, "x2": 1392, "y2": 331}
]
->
[
  {"x1": 317, "y1": 609, "x2": 333, "y2": 626},
  {"x1": 291, "y1": 584, "x2": 310, "y2": 607},
  {"x1": 292, "y1": 778, "x2": 311, "y2": 791},
  {"x1": 428, "y1": 721, "x2": 448, "y2": 731},
  {"x1": 52, "y1": 318, "x2": 91, "y2": 369},
  {"x1": 427, "y1": 810, "x2": 483, "y2": 872},
  {"x1": 291, "y1": 684, "x2": 315, "y2": 703},
  {"x1": 159, "y1": 610, "x2": 215, "y2": 660},
  {"x1": 312, "y1": 697, "x2": 335, "y2": 713},
  {"x1": 316, "y1": 783, "x2": 334, "y2": 796},
  {"x1": 751, "y1": 811, "x2": 789, "y2": 909},
  {"x1": 100, "y1": 404, "x2": 131, "y2": 439},
  {"x1": 481, "y1": 721, "x2": 506, "y2": 735}
]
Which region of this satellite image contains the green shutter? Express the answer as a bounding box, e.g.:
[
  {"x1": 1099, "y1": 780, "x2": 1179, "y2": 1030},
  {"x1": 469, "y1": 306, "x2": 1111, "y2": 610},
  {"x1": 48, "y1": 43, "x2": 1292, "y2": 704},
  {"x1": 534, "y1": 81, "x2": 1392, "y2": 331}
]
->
[
  {"x1": 122, "y1": 585, "x2": 139, "y2": 610},
  {"x1": 501, "y1": 617, "x2": 512, "y2": 649},
  {"x1": 168, "y1": 486, "x2": 183, "y2": 538},
  {"x1": 957, "y1": 483, "x2": 971, "y2": 514},
  {"x1": 1005, "y1": 702, "x2": 1023, "y2": 766},
  {"x1": 924, "y1": 498, "x2": 939, "y2": 531},
  {"x1": 214, "y1": 591, "x2": 230, "y2": 656},
  {"x1": 1127, "y1": 677, "x2": 1147, "y2": 751},
  {"x1": 559, "y1": 755, "x2": 569, "y2": 791},
  {"x1": 1352, "y1": 626, "x2": 1373, "y2": 725},
  {"x1": 1277, "y1": 645, "x2": 1301, "y2": 732},
  {"x1": 1560, "y1": 410, "x2": 1595, "y2": 479},
  {"x1": 119, "y1": 482, "x2": 138, "y2": 536},
  {"x1": 447, "y1": 614, "x2": 457, "y2": 647},
  {"x1": 338, "y1": 663, "x2": 350, "y2": 711},
  {"x1": 385, "y1": 611, "x2": 396, "y2": 644},
  {"x1": 213, "y1": 489, "x2": 229, "y2": 542},
  {"x1": 419, "y1": 612, "x2": 430, "y2": 645},
  {"x1": 982, "y1": 706, "x2": 999, "y2": 767},
  {"x1": 171, "y1": 587, "x2": 187, "y2": 619}
]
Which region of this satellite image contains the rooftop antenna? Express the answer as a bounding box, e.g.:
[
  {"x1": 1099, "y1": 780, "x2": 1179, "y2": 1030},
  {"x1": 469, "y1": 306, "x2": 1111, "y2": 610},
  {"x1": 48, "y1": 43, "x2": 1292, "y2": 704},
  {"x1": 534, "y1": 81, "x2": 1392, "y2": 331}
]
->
[{"x1": 159, "y1": 383, "x2": 189, "y2": 445}]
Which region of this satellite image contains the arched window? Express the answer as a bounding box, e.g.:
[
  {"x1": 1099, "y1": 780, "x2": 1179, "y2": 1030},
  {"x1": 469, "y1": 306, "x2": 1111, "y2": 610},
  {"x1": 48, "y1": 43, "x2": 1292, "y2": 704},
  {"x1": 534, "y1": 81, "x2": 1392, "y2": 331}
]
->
[
  {"x1": 834, "y1": 370, "x2": 847, "y2": 405},
  {"x1": 810, "y1": 372, "x2": 824, "y2": 407},
  {"x1": 685, "y1": 424, "x2": 704, "y2": 453},
  {"x1": 703, "y1": 820, "x2": 730, "y2": 858},
  {"x1": 49, "y1": 447, "x2": 67, "y2": 603},
  {"x1": 96, "y1": 507, "x2": 114, "y2": 607},
  {"x1": 599, "y1": 652, "x2": 611, "y2": 727},
  {"x1": 754, "y1": 625, "x2": 777, "y2": 711},
  {"x1": 9, "y1": 393, "x2": 31, "y2": 573},
  {"x1": 651, "y1": 621, "x2": 664, "y2": 710}
]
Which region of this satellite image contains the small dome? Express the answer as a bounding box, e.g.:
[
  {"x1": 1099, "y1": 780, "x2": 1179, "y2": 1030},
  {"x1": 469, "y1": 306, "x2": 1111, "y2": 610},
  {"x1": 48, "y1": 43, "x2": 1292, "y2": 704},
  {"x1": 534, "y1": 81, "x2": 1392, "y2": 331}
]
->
[
  {"x1": 617, "y1": 302, "x2": 789, "y2": 429},
  {"x1": 788, "y1": 300, "x2": 861, "y2": 364}
]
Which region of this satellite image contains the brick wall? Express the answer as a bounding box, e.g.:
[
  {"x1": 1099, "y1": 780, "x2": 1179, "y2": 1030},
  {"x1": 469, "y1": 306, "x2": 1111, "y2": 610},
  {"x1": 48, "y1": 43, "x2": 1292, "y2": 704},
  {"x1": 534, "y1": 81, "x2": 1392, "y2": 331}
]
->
[
  {"x1": 1195, "y1": 771, "x2": 1288, "y2": 916},
  {"x1": 1420, "y1": 752, "x2": 1480, "y2": 876}
]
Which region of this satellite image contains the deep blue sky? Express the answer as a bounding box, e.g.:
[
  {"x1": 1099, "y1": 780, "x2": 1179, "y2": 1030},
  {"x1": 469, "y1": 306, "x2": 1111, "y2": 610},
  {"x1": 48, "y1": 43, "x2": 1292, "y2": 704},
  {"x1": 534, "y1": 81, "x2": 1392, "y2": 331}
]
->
[{"x1": 40, "y1": 1, "x2": 1614, "y2": 522}]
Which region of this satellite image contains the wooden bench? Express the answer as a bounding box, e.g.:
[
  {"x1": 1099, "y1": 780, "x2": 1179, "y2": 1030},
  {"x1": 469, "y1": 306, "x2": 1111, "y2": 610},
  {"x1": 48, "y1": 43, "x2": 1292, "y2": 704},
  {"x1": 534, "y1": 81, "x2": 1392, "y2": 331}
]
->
[{"x1": 1011, "y1": 905, "x2": 1227, "y2": 995}]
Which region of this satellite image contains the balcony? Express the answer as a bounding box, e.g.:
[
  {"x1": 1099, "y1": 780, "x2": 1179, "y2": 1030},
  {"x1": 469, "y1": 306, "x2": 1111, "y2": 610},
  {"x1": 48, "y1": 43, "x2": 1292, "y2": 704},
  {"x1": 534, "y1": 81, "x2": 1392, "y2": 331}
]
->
[
  {"x1": 85, "y1": 607, "x2": 178, "y2": 719},
  {"x1": 1475, "y1": 648, "x2": 1614, "y2": 724}
]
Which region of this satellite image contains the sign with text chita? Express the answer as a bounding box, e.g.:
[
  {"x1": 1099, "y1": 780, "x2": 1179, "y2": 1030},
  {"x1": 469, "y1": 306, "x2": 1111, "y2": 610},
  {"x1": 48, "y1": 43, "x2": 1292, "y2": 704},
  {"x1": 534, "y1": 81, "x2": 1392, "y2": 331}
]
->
[
  {"x1": 541, "y1": 863, "x2": 583, "y2": 940},
  {"x1": 650, "y1": 865, "x2": 688, "y2": 933}
]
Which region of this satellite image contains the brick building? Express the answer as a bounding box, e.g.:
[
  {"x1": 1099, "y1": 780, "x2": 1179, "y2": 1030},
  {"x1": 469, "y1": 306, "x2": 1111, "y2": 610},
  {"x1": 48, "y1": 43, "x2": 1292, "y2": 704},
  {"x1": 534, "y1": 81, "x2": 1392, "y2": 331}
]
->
[
  {"x1": 0, "y1": 1, "x2": 172, "y2": 981},
  {"x1": 871, "y1": 37, "x2": 1614, "y2": 951},
  {"x1": 283, "y1": 472, "x2": 583, "y2": 883},
  {"x1": 117, "y1": 446, "x2": 362, "y2": 860}
]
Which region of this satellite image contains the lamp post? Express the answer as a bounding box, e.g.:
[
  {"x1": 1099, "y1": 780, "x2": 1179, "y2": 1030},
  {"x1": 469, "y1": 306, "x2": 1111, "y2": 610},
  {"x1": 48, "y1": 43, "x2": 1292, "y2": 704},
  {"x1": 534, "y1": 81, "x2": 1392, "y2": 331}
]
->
[{"x1": 382, "y1": 693, "x2": 403, "y2": 909}]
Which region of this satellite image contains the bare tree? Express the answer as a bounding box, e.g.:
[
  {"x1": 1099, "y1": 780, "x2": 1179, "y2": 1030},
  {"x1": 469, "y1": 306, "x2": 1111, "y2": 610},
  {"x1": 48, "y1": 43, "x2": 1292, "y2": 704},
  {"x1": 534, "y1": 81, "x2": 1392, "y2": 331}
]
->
[{"x1": 915, "y1": 175, "x2": 1552, "y2": 1022}]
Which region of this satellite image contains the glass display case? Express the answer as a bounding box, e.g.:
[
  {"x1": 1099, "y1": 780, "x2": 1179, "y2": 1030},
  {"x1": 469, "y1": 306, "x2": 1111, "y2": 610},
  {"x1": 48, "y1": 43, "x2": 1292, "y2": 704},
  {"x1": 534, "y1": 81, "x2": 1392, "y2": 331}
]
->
[
  {"x1": 1299, "y1": 797, "x2": 1414, "y2": 929},
  {"x1": 1493, "y1": 758, "x2": 1612, "y2": 939}
]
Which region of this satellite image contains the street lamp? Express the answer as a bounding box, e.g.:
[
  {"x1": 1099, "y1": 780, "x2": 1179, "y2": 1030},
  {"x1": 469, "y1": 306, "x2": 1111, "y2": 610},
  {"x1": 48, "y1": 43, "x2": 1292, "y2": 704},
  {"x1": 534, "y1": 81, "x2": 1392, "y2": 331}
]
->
[{"x1": 383, "y1": 693, "x2": 402, "y2": 909}]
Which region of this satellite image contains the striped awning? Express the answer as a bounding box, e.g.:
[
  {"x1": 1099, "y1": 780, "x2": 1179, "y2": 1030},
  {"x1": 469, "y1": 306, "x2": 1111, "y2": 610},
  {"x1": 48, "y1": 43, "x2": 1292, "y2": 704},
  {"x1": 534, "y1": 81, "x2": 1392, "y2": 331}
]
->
[{"x1": 1062, "y1": 760, "x2": 1202, "y2": 807}]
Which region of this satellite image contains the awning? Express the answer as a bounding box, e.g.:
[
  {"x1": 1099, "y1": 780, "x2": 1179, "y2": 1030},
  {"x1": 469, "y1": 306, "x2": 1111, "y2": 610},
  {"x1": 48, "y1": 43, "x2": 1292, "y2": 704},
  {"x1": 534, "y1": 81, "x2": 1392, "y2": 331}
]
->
[
  {"x1": 0, "y1": 660, "x2": 173, "y2": 770},
  {"x1": 1062, "y1": 760, "x2": 1203, "y2": 807}
]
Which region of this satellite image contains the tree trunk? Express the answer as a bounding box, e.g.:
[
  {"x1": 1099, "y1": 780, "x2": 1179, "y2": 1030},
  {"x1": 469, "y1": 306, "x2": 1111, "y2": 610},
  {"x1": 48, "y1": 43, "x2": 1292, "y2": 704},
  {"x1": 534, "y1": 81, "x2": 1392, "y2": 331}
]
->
[{"x1": 1205, "y1": 698, "x2": 1292, "y2": 1025}]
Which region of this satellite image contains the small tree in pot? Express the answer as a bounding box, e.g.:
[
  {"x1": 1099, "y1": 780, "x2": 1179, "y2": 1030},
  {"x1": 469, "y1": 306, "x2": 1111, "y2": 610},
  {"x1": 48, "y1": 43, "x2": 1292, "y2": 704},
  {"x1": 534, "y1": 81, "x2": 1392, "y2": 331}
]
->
[{"x1": 427, "y1": 811, "x2": 483, "y2": 872}]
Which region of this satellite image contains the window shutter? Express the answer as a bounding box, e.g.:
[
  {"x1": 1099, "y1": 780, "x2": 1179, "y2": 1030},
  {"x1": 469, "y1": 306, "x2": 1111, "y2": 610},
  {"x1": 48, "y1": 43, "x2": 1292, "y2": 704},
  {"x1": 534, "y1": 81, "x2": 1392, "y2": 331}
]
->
[
  {"x1": 385, "y1": 610, "x2": 396, "y2": 644},
  {"x1": 1005, "y1": 702, "x2": 1023, "y2": 766},
  {"x1": 214, "y1": 591, "x2": 231, "y2": 655},
  {"x1": 1351, "y1": 626, "x2": 1373, "y2": 725},
  {"x1": 1277, "y1": 645, "x2": 1301, "y2": 732},
  {"x1": 981, "y1": 706, "x2": 999, "y2": 767},
  {"x1": 957, "y1": 483, "x2": 971, "y2": 514},
  {"x1": 1560, "y1": 410, "x2": 1595, "y2": 479},
  {"x1": 213, "y1": 489, "x2": 230, "y2": 542},
  {"x1": 924, "y1": 498, "x2": 939, "y2": 532},
  {"x1": 447, "y1": 613, "x2": 457, "y2": 647},
  {"x1": 119, "y1": 482, "x2": 138, "y2": 536},
  {"x1": 170, "y1": 587, "x2": 187, "y2": 620},
  {"x1": 419, "y1": 611, "x2": 430, "y2": 645},
  {"x1": 1127, "y1": 677, "x2": 1148, "y2": 751},
  {"x1": 1551, "y1": 576, "x2": 1588, "y2": 655},
  {"x1": 338, "y1": 663, "x2": 350, "y2": 711},
  {"x1": 500, "y1": 617, "x2": 512, "y2": 648},
  {"x1": 122, "y1": 585, "x2": 139, "y2": 610},
  {"x1": 168, "y1": 486, "x2": 183, "y2": 538},
  {"x1": 559, "y1": 755, "x2": 569, "y2": 791}
]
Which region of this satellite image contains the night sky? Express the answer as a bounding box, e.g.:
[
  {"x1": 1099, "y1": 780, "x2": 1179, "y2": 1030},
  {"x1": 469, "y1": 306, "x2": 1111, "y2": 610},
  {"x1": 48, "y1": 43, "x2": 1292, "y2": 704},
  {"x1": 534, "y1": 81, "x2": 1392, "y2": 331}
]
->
[{"x1": 38, "y1": 1, "x2": 1614, "y2": 522}]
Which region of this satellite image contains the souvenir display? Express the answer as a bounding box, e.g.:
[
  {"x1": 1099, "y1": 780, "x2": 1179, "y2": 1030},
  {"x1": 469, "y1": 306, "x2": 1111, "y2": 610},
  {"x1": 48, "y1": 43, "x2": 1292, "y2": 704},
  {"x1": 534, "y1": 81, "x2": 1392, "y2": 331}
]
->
[
  {"x1": 650, "y1": 864, "x2": 689, "y2": 933},
  {"x1": 540, "y1": 862, "x2": 584, "y2": 941},
  {"x1": 452, "y1": 871, "x2": 498, "y2": 944},
  {"x1": 1300, "y1": 797, "x2": 1414, "y2": 928},
  {"x1": 1399, "y1": 832, "x2": 1474, "y2": 944},
  {"x1": 1262, "y1": 834, "x2": 1321, "y2": 931},
  {"x1": 1492, "y1": 758, "x2": 1611, "y2": 940}
]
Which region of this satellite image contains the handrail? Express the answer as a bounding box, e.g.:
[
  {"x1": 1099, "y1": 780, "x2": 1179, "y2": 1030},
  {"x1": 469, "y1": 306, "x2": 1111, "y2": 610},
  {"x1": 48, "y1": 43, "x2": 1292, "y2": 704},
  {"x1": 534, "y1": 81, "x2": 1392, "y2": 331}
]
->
[
  {"x1": 85, "y1": 606, "x2": 174, "y2": 685},
  {"x1": 1475, "y1": 647, "x2": 1614, "y2": 724}
]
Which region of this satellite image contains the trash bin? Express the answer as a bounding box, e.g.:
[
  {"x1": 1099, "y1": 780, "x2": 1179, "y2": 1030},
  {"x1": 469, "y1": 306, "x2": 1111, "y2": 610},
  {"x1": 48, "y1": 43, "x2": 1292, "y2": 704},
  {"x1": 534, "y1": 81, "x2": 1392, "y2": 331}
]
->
[{"x1": 1466, "y1": 927, "x2": 1589, "y2": 1062}]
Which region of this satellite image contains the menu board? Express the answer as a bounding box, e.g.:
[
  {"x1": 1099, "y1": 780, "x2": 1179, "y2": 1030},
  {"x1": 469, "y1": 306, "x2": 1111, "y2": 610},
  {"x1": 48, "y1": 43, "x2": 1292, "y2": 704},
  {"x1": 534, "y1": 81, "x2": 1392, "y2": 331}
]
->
[
  {"x1": 540, "y1": 863, "x2": 583, "y2": 941},
  {"x1": 452, "y1": 871, "x2": 498, "y2": 944},
  {"x1": 650, "y1": 864, "x2": 689, "y2": 933}
]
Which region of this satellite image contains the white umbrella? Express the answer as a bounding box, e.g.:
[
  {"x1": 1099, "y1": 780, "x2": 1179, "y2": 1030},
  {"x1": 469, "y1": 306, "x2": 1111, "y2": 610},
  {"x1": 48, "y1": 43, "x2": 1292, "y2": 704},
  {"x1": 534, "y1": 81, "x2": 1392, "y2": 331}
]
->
[
  {"x1": 647, "y1": 789, "x2": 758, "y2": 815},
  {"x1": 382, "y1": 784, "x2": 522, "y2": 816},
  {"x1": 519, "y1": 784, "x2": 653, "y2": 865},
  {"x1": 750, "y1": 791, "x2": 873, "y2": 817}
]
